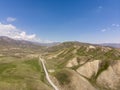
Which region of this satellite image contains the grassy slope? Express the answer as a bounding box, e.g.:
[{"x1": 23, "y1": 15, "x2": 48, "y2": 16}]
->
[
  {"x1": 0, "y1": 41, "x2": 120, "y2": 90},
  {"x1": 0, "y1": 56, "x2": 52, "y2": 90},
  {"x1": 44, "y1": 42, "x2": 120, "y2": 88}
]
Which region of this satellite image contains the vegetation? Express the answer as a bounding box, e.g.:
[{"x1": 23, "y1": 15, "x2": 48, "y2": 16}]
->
[
  {"x1": 54, "y1": 69, "x2": 70, "y2": 85},
  {"x1": 0, "y1": 57, "x2": 51, "y2": 90},
  {"x1": 23, "y1": 58, "x2": 41, "y2": 72},
  {"x1": 96, "y1": 60, "x2": 110, "y2": 79}
]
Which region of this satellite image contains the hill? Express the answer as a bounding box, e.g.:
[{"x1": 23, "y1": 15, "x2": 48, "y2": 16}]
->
[
  {"x1": 0, "y1": 37, "x2": 120, "y2": 90},
  {"x1": 0, "y1": 36, "x2": 45, "y2": 57},
  {"x1": 43, "y1": 42, "x2": 120, "y2": 90}
]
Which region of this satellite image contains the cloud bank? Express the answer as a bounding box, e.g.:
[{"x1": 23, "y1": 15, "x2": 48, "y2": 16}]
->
[{"x1": 0, "y1": 23, "x2": 52, "y2": 43}]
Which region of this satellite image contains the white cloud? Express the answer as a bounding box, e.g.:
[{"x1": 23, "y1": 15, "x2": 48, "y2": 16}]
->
[
  {"x1": 0, "y1": 23, "x2": 16, "y2": 30},
  {"x1": 112, "y1": 24, "x2": 116, "y2": 26},
  {"x1": 0, "y1": 23, "x2": 36, "y2": 41},
  {"x1": 7, "y1": 17, "x2": 16, "y2": 22},
  {"x1": 112, "y1": 24, "x2": 120, "y2": 27},
  {"x1": 96, "y1": 6, "x2": 103, "y2": 13},
  {"x1": 101, "y1": 29, "x2": 106, "y2": 32},
  {"x1": 0, "y1": 23, "x2": 53, "y2": 43},
  {"x1": 13, "y1": 31, "x2": 36, "y2": 41},
  {"x1": 101, "y1": 23, "x2": 120, "y2": 32}
]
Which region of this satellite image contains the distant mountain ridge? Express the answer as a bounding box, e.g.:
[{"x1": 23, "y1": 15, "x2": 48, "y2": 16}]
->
[
  {"x1": 101, "y1": 43, "x2": 120, "y2": 48},
  {"x1": 0, "y1": 36, "x2": 59, "y2": 47},
  {"x1": 1, "y1": 36, "x2": 120, "y2": 48},
  {"x1": 0, "y1": 36, "x2": 60, "y2": 57},
  {"x1": 0, "y1": 36, "x2": 46, "y2": 57},
  {"x1": 0, "y1": 36, "x2": 43, "y2": 48}
]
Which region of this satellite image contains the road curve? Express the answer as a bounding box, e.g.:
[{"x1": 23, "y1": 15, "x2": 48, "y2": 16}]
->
[{"x1": 39, "y1": 57, "x2": 59, "y2": 90}]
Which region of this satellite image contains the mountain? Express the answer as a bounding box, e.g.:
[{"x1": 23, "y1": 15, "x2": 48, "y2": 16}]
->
[
  {"x1": 0, "y1": 36, "x2": 45, "y2": 57},
  {"x1": 0, "y1": 36, "x2": 43, "y2": 47},
  {"x1": 0, "y1": 36, "x2": 60, "y2": 47},
  {"x1": 101, "y1": 43, "x2": 120, "y2": 48},
  {"x1": 43, "y1": 42, "x2": 120, "y2": 90},
  {"x1": 0, "y1": 37, "x2": 120, "y2": 90}
]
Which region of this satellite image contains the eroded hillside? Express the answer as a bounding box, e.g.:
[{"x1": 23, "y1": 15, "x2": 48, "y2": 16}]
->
[
  {"x1": 0, "y1": 37, "x2": 120, "y2": 90},
  {"x1": 43, "y1": 42, "x2": 120, "y2": 90}
]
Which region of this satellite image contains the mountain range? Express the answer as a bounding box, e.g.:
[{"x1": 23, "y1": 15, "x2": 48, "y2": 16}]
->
[
  {"x1": 101, "y1": 43, "x2": 120, "y2": 48},
  {"x1": 0, "y1": 36, "x2": 120, "y2": 90}
]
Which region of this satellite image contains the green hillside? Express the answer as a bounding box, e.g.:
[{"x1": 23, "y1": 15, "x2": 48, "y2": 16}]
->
[{"x1": 0, "y1": 56, "x2": 52, "y2": 90}]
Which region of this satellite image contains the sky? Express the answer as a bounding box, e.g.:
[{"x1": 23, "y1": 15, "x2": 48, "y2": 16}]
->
[{"x1": 0, "y1": 0, "x2": 120, "y2": 43}]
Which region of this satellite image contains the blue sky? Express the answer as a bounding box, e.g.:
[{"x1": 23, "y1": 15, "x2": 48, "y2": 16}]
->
[{"x1": 0, "y1": 0, "x2": 120, "y2": 43}]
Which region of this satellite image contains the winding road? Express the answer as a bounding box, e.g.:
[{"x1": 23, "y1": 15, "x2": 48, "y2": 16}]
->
[{"x1": 39, "y1": 57, "x2": 59, "y2": 90}]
